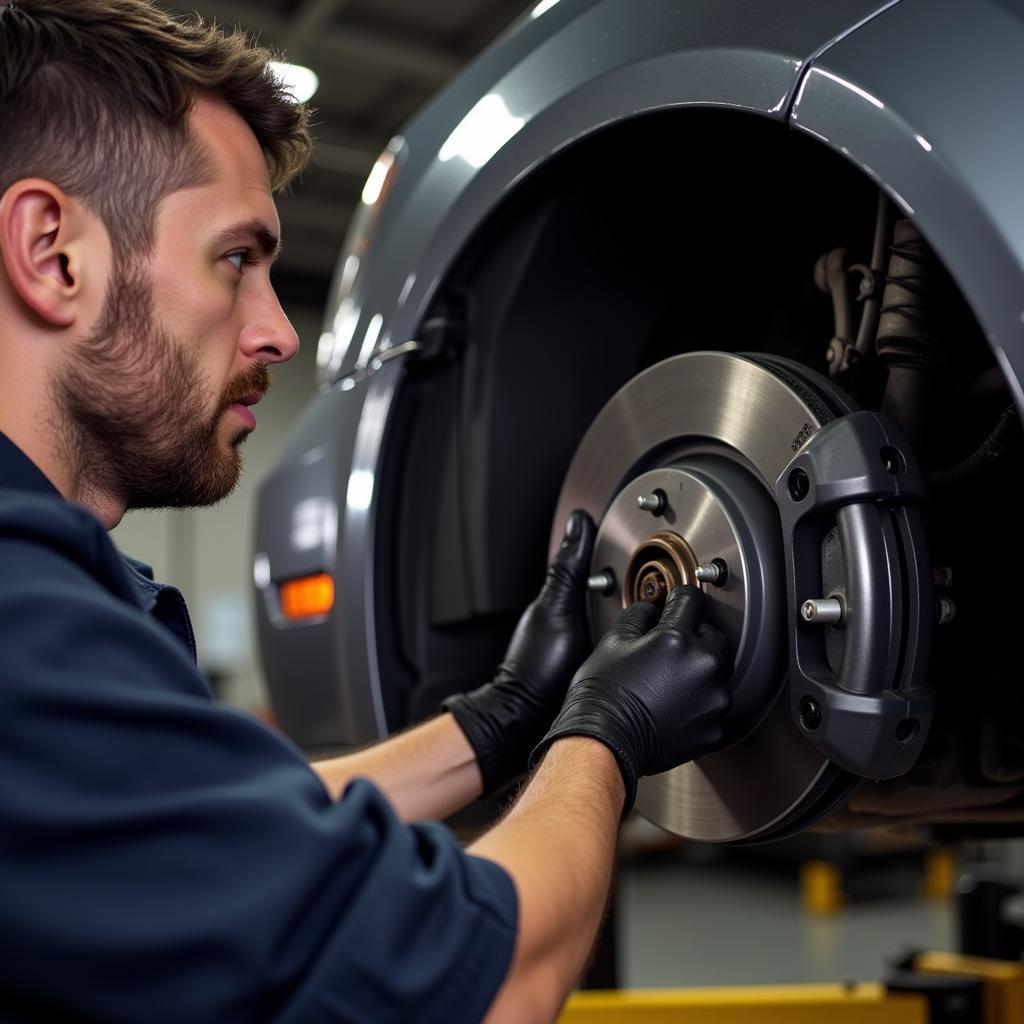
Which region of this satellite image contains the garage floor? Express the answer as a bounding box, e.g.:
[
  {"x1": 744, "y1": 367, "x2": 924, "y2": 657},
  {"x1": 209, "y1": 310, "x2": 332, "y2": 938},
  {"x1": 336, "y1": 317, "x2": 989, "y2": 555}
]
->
[{"x1": 617, "y1": 853, "x2": 954, "y2": 988}]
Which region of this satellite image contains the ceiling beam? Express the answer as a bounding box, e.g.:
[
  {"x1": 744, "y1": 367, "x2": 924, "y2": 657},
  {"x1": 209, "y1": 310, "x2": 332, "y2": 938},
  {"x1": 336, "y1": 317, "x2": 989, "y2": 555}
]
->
[
  {"x1": 282, "y1": 0, "x2": 354, "y2": 56},
  {"x1": 203, "y1": 0, "x2": 461, "y2": 87}
]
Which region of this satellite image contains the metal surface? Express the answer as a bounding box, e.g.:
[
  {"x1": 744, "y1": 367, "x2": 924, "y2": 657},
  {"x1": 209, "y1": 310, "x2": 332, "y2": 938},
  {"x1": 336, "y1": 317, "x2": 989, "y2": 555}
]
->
[
  {"x1": 553, "y1": 353, "x2": 834, "y2": 842},
  {"x1": 696, "y1": 562, "x2": 727, "y2": 586},
  {"x1": 636, "y1": 492, "x2": 667, "y2": 515},
  {"x1": 790, "y1": 0, "x2": 1024, "y2": 417},
  {"x1": 801, "y1": 598, "x2": 845, "y2": 625},
  {"x1": 620, "y1": 523, "x2": 698, "y2": 609},
  {"x1": 559, "y1": 984, "x2": 926, "y2": 1024}
]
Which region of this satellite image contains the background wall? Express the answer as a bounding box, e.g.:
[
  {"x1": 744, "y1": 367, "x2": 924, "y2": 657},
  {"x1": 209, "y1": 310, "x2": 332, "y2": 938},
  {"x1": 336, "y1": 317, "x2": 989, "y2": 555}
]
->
[{"x1": 111, "y1": 303, "x2": 322, "y2": 711}]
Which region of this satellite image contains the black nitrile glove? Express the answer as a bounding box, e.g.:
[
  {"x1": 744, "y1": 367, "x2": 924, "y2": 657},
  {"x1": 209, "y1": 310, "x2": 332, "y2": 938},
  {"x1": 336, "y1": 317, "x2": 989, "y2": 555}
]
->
[
  {"x1": 530, "y1": 586, "x2": 731, "y2": 816},
  {"x1": 442, "y1": 510, "x2": 596, "y2": 796}
]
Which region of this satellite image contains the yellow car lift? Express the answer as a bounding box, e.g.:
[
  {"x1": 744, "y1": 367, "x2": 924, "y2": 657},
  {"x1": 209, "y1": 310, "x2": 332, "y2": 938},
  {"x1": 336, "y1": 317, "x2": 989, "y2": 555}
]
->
[{"x1": 558, "y1": 952, "x2": 1024, "y2": 1023}]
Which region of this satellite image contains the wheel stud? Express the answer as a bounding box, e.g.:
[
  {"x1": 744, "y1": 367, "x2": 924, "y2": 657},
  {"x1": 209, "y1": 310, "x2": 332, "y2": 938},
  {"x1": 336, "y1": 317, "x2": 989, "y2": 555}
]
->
[
  {"x1": 695, "y1": 560, "x2": 727, "y2": 586},
  {"x1": 586, "y1": 570, "x2": 616, "y2": 595},
  {"x1": 637, "y1": 490, "x2": 667, "y2": 515}
]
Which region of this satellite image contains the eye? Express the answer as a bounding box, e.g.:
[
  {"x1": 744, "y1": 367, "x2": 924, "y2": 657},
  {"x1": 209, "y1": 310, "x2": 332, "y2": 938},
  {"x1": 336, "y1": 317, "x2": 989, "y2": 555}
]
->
[{"x1": 225, "y1": 250, "x2": 254, "y2": 274}]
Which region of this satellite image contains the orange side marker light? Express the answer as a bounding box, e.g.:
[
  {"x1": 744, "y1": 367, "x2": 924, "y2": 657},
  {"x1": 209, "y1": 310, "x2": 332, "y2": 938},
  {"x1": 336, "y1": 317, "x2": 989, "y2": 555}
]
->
[{"x1": 280, "y1": 574, "x2": 335, "y2": 620}]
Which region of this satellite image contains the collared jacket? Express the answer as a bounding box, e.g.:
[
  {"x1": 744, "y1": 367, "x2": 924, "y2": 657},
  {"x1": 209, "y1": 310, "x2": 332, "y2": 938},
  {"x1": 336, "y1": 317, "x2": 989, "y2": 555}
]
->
[{"x1": 0, "y1": 433, "x2": 516, "y2": 1023}]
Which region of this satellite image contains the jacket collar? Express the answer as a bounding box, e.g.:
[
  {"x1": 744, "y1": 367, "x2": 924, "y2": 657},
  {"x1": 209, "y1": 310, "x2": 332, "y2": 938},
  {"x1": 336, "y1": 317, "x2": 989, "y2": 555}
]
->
[{"x1": 0, "y1": 432, "x2": 62, "y2": 499}]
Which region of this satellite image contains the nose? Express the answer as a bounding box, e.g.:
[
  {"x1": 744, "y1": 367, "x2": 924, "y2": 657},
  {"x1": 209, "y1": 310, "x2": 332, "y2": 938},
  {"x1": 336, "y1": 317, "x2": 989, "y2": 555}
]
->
[{"x1": 238, "y1": 284, "x2": 300, "y2": 365}]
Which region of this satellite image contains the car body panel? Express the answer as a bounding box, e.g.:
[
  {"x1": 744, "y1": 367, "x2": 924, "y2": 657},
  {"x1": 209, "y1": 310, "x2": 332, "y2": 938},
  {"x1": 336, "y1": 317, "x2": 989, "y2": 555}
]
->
[
  {"x1": 258, "y1": 0, "x2": 919, "y2": 750},
  {"x1": 323, "y1": 0, "x2": 904, "y2": 385}
]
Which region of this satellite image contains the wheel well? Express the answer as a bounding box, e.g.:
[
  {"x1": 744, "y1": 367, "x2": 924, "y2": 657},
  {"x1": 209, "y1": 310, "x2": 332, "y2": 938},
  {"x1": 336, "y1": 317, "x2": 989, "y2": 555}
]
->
[{"x1": 376, "y1": 105, "x2": 1019, "y2": 821}]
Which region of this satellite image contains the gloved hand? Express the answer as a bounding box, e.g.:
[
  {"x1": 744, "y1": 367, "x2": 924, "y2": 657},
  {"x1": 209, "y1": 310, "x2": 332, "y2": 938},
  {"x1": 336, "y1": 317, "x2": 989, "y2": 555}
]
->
[
  {"x1": 530, "y1": 586, "x2": 730, "y2": 816},
  {"x1": 442, "y1": 510, "x2": 596, "y2": 796}
]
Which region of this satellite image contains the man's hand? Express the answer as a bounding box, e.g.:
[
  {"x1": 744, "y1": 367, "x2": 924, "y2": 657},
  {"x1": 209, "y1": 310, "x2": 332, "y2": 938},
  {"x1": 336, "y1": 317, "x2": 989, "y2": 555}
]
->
[
  {"x1": 531, "y1": 585, "x2": 730, "y2": 815},
  {"x1": 443, "y1": 510, "x2": 595, "y2": 796}
]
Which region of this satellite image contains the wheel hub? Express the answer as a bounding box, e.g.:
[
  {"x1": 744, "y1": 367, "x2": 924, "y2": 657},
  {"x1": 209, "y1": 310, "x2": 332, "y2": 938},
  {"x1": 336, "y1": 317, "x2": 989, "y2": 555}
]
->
[{"x1": 624, "y1": 529, "x2": 697, "y2": 609}]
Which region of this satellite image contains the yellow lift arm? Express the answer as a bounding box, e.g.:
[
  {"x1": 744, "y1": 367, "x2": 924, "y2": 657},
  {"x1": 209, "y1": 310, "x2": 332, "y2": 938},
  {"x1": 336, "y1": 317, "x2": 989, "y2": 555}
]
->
[{"x1": 558, "y1": 953, "x2": 1024, "y2": 1023}]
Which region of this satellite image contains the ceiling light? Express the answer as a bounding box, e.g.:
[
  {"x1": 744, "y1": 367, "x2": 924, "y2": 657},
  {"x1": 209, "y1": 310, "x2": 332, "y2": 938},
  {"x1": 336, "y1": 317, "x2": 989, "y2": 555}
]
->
[{"x1": 269, "y1": 61, "x2": 319, "y2": 103}]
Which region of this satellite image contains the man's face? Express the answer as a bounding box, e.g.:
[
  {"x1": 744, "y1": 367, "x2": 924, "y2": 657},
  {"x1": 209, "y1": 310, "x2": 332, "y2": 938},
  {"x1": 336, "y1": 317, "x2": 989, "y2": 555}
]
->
[{"x1": 55, "y1": 98, "x2": 298, "y2": 510}]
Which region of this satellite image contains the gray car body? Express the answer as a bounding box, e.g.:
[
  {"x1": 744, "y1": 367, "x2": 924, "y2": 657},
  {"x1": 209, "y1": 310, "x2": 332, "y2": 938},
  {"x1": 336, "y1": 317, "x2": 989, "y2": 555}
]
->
[{"x1": 255, "y1": 0, "x2": 1024, "y2": 751}]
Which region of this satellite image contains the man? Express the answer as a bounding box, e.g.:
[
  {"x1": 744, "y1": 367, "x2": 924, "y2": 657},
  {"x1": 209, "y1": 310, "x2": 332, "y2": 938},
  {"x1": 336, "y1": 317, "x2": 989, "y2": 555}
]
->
[{"x1": 0, "y1": 2, "x2": 732, "y2": 1021}]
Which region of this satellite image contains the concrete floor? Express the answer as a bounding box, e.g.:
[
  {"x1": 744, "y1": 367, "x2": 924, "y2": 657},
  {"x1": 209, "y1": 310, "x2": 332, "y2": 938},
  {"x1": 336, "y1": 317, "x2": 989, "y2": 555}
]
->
[{"x1": 617, "y1": 853, "x2": 954, "y2": 988}]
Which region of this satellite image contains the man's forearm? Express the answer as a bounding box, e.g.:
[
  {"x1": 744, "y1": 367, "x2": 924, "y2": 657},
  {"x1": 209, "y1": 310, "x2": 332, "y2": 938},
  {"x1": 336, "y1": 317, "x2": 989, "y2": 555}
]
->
[
  {"x1": 470, "y1": 737, "x2": 624, "y2": 1024},
  {"x1": 310, "y1": 713, "x2": 483, "y2": 821}
]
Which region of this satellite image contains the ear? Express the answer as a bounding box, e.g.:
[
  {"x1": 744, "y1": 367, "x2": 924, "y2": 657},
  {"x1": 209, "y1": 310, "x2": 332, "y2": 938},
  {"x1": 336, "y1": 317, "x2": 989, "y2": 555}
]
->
[{"x1": 0, "y1": 179, "x2": 102, "y2": 329}]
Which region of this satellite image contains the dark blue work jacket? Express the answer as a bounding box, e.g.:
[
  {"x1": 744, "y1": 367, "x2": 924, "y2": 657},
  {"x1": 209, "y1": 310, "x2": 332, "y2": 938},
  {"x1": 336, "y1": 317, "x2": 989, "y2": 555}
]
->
[{"x1": 0, "y1": 433, "x2": 516, "y2": 1023}]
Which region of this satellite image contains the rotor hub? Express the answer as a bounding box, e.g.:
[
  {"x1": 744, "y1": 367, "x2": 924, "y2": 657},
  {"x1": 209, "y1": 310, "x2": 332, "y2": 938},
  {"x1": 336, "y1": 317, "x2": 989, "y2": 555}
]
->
[
  {"x1": 591, "y1": 460, "x2": 786, "y2": 745},
  {"x1": 623, "y1": 530, "x2": 697, "y2": 608}
]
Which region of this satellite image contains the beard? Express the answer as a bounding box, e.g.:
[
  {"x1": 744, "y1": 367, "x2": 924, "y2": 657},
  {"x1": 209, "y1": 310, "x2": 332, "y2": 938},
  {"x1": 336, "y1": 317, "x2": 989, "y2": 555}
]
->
[{"x1": 53, "y1": 261, "x2": 270, "y2": 511}]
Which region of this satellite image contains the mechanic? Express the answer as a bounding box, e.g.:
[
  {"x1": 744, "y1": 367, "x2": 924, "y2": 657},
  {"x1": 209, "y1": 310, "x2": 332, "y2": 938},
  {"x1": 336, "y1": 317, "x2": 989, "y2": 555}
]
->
[{"x1": 0, "y1": 2, "x2": 732, "y2": 1022}]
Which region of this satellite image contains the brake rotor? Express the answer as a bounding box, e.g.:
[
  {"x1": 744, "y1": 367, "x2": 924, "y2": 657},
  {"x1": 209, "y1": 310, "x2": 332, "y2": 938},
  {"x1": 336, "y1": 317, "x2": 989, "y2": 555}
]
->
[{"x1": 550, "y1": 351, "x2": 862, "y2": 843}]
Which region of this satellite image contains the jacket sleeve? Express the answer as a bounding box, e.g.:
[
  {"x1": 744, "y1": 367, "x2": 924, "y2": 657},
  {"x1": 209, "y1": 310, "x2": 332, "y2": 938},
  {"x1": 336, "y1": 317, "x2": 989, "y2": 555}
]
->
[{"x1": 0, "y1": 538, "x2": 517, "y2": 1024}]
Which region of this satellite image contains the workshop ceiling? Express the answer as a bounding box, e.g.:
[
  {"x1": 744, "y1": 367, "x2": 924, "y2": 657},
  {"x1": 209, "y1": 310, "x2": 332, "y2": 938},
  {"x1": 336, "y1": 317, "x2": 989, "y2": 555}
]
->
[{"x1": 162, "y1": 0, "x2": 535, "y2": 305}]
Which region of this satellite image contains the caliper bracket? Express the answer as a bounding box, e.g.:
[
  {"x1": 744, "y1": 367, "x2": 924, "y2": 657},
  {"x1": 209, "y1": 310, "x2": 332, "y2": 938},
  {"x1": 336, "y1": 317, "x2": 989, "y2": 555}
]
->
[{"x1": 775, "y1": 411, "x2": 934, "y2": 780}]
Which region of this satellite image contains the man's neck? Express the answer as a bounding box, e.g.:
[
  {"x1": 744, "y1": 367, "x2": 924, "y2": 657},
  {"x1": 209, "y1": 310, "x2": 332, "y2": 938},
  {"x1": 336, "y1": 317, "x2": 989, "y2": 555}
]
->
[{"x1": 0, "y1": 415, "x2": 125, "y2": 529}]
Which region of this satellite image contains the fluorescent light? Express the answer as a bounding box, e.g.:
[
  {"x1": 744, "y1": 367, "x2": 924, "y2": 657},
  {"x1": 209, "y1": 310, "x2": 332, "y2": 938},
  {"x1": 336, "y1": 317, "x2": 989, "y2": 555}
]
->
[
  {"x1": 439, "y1": 94, "x2": 525, "y2": 169},
  {"x1": 269, "y1": 61, "x2": 319, "y2": 103}
]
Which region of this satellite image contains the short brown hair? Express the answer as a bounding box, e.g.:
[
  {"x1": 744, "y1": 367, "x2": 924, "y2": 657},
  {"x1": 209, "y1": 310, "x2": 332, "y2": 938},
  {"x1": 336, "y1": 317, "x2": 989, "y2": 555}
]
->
[{"x1": 0, "y1": 0, "x2": 312, "y2": 258}]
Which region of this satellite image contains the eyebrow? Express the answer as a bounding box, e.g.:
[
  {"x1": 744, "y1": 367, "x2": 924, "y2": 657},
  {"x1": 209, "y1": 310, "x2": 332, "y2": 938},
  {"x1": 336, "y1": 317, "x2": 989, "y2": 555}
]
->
[{"x1": 211, "y1": 219, "x2": 282, "y2": 261}]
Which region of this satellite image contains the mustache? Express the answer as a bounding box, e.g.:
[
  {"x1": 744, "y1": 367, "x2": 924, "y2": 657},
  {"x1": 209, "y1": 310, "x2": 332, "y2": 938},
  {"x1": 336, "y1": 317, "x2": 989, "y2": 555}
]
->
[{"x1": 221, "y1": 363, "x2": 271, "y2": 409}]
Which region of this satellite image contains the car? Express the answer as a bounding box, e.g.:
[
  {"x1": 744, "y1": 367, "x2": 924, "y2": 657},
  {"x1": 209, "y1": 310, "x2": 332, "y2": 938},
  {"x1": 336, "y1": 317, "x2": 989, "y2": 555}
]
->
[{"x1": 253, "y1": 0, "x2": 1024, "y2": 844}]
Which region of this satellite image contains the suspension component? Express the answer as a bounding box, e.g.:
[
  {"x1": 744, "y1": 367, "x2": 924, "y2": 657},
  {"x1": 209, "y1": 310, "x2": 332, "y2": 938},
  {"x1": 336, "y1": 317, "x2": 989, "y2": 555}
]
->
[{"x1": 876, "y1": 218, "x2": 944, "y2": 453}]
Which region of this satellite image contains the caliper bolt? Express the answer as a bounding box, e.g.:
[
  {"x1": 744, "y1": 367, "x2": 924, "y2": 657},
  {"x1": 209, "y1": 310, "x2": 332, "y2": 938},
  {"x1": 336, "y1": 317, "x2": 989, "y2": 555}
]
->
[
  {"x1": 695, "y1": 560, "x2": 728, "y2": 586},
  {"x1": 636, "y1": 490, "x2": 667, "y2": 516},
  {"x1": 799, "y1": 696, "x2": 823, "y2": 731},
  {"x1": 586, "y1": 570, "x2": 616, "y2": 595},
  {"x1": 801, "y1": 597, "x2": 844, "y2": 625}
]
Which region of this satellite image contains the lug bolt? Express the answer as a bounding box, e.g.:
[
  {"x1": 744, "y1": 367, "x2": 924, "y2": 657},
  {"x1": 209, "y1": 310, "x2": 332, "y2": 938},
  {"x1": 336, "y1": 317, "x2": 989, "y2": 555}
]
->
[
  {"x1": 586, "y1": 570, "x2": 616, "y2": 595},
  {"x1": 801, "y1": 597, "x2": 844, "y2": 625},
  {"x1": 695, "y1": 560, "x2": 728, "y2": 586},
  {"x1": 937, "y1": 596, "x2": 956, "y2": 626},
  {"x1": 933, "y1": 566, "x2": 954, "y2": 589},
  {"x1": 637, "y1": 490, "x2": 667, "y2": 516}
]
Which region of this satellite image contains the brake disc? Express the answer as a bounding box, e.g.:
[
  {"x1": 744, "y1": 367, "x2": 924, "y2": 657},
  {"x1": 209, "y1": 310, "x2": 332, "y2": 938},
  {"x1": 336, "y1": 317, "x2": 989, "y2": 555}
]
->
[{"x1": 549, "y1": 351, "x2": 933, "y2": 843}]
